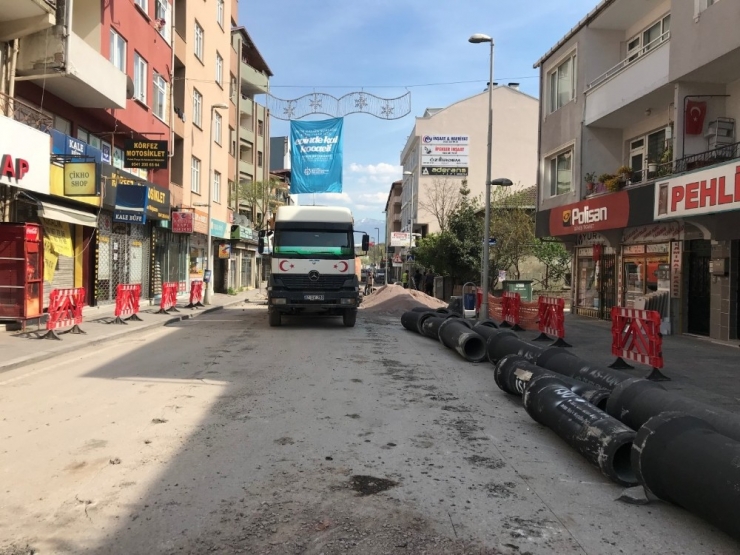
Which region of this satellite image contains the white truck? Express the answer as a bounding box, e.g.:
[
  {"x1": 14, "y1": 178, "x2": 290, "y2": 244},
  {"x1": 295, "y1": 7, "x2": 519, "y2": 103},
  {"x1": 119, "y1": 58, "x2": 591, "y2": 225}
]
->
[{"x1": 259, "y1": 206, "x2": 369, "y2": 327}]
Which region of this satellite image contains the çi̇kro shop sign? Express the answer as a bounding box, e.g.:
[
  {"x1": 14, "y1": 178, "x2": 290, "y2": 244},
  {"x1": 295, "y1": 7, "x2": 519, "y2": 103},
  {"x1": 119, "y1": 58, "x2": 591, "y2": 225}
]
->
[
  {"x1": 655, "y1": 163, "x2": 740, "y2": 219},
  {"x1": 548, "y1": 191, "x2": 629, "y2": 236}
]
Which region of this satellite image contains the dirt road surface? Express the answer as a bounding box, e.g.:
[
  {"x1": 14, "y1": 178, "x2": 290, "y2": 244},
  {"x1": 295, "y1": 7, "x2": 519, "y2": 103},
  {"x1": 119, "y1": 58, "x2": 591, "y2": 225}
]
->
[{"x1": 0, "y1": 304, "x2": 737, "y2": 554}]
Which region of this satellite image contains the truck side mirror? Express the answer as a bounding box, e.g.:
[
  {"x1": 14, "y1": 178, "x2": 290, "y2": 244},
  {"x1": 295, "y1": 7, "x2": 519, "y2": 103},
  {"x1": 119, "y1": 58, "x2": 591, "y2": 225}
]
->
[{"x1": 361, "y1": 234, "x2": 370, "y2": 252}]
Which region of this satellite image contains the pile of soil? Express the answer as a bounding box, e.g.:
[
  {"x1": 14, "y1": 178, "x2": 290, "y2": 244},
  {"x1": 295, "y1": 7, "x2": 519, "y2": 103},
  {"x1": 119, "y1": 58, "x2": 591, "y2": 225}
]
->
[{"x1": 361, "y1": 284, "x2": 447, "y2": 315}]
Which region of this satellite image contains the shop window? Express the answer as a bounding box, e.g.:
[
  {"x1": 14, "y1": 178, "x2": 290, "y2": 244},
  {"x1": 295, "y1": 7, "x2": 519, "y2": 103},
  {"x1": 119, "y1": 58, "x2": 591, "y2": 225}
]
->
[{"x1": 623, "y1": 244, "x2": 671, "y2": 309}]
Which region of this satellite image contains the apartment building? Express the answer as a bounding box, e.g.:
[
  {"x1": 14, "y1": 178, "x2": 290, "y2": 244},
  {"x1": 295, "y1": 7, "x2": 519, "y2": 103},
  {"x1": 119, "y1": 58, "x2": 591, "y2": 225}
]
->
[
  {"x1": 534, "y1": 0, "x2": 740, "y2": 340},
  {"x1": 383, "y1": 179, "x2": 403, "y2": 281},
  {"x1": 399, "y1": 85, "x2": 539, "y2": 251},
  {"x1": 3, "y1": 0, "x2": 174, "y2": 307}
]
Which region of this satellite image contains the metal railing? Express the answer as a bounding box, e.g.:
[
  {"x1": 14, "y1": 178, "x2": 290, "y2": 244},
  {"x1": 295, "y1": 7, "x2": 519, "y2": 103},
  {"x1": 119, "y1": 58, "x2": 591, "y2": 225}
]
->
[
  {"x1": 674, "y1": 141, "x2": 740, "y2": 174},
  {"x1": 0, "y1": 92, "x2": 53, "y2": 131},
  {"x1": 587, "y1": 30, "x2": 670, "y2": 91}
]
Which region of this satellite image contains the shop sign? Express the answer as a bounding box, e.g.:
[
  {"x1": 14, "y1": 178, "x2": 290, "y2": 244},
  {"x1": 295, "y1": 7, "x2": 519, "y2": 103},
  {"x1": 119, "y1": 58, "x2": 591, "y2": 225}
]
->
[
  {"x1": 193, "y1": 210, "x2": 208, "y2": 234},
  {"x1": 549, "y1": 191, "x2": 629, "y2": 236},
  {"x1": 172, "y1": 212, "x2": 194, "y2": 233},
  {"x1": 655, "y1": 162, "x2": 740, "y2": 219},
  {"x1": 101, "y1": 164, "x2": 170, "y2": 220},
  {"x1": 210, "y1": 218, "x2": 229, "y2": 239},
  {"x1": 123, "y1": 139, "x2": 168, "y2": 169},
  {"x1": 623, "y1": 245, "x2": 645, "y2": 254},
  {"x1": 646, "y1": 243, "x2": 669, "y2": 254},
  {"x1": 623, "y1": 222, "x2": 683, "y2": 244},
  {"x1": 63, "y1": 162, "x2": 97, "y2": 196},
  {"x1": 0, "y1": 116, "x2": 50, "y2": 194},
  {"x1": 390, "y1": 232, "x2": 411, "y2": 247},
  {"x1": 230, "y1": 225, "x2": 253, "y2": 240},
  {"x1": 218, "y1": 243, "x2": 231, "y2": 258},
  {"x1": 577, "y1": 247, "x2": 594, "y2": 257},
  {"x1": 146, "y1": 183, "x2": 170, "y2": 221},
  {"x1": 50, "y1": 129, "x2": 104, "y2": 163},
  {"x1": 40, "y1": 218, "x2": 74, "y2": 257},
  {"x1": 576, "y1": 232, "x2": 609, "y2": 246},
  {"x1": 113, "y1": 184, "x2": 149, "y2": 224},
  {"x1": 421, "y1": 166, "x2": 468, "y2": 177},
  {"x1": 671, "y1": 241, "x2": 682, "y2": 298}
]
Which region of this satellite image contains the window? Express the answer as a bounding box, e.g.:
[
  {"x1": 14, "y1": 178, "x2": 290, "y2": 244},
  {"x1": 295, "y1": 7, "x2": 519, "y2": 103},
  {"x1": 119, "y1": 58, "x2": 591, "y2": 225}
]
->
[
  {"x1": 213, "y1": 171, "x2": 221, "y2": 203},
  {"x1": 194, "y1": 21, "x2": 204, "y2": 60},
  {"x1": 629, "y1": 128, "x2": 669, "y2": 183},
  {"x1": 153, "y1": 73, "x2": 167, "y2": 121},
  {"x1": 155, "y1": 0, "x2": 171, "y2": 43},
  {"x1": 109, "y1": 30, "x2": 126, "y2": 72},
  {"x1": 627, "y1": 14, "x2": 671, "y2": 60},
  {"x1": 257, "y1": 151, "x2": 263, "y2": 167},
  {"x1": 193, "y1": 88, "x2": 203, "y2": 127},
  {"x1": 216, "y1": 52, "x2": 223, "y2": 86},
  {"x1": 548, "y1": 53, "x2": 576, "y2": 113},
  {"x1": 217, "y1": 0, "x2": 224, "y2": 27},
  {"x1": 695, "y1": 0, "x2": 719, "y2": 16},
  {"x1": 53, "y1": 115, "x2": 71, "y2": 134},
  {"x1": 230, "y1": 75, "x2": 237, "y2": 104},
  {"x1": 113, "y1": 146, "x2": 125, "y2": 169},
  {"x1": 76, "y1": 127, "x2": 90, "y2": 142},
  {"x1": 191, "y1": 156, "x2": 201, "y2": 193},
  {"x1": 214, "y1": 112, "x2": 222, "y2": 145},
  {"x1": 547, "y1": 149, "x2": 573, "y2": 196},
  {"x1": 229, "y1": 126, "x2": 236, "y2": 156},
  {"x1": 135, "y1": 0, "x2": 148, "y2": 14},
  {"x1": 257, "y1": 119, "x2": 264, "y2": 136},
  {"x1": 134, "y1": 52, "x2": 147, "y2": 103}
]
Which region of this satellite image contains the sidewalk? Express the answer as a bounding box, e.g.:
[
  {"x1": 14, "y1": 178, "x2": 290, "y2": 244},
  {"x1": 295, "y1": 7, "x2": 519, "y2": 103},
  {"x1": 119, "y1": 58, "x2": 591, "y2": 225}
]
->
[
  {"x1": 513, "y1": 313, "x2": 740, "y2": 413},
  {"x1": 0, "y1": 288, "x2": 267, "y2": 373}
]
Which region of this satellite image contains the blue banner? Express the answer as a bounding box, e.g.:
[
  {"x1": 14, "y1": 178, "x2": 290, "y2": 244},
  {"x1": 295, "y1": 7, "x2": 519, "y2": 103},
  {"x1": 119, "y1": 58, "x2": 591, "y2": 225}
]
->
[
  {"x1": 114, "y1": 184, "x2": 149, "y2": 224},
  {"x1": 290, "y1": 118, "x2": 343, "y2": 194}
]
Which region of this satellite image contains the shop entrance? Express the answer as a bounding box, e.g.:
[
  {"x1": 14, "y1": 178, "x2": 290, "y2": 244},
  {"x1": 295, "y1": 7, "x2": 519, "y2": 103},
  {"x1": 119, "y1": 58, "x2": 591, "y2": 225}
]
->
[
  {"x1": 599, "y1": 253, "x2": 617, "y2": 319},
  {"x1": 687, "y1": 239, "x2": 711, "y2": 336}
]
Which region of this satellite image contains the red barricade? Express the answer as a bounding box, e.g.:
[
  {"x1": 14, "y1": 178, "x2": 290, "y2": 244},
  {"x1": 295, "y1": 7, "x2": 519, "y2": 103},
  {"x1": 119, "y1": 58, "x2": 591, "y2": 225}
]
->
[
  {"x1": 533, "y1": 296, "x2": 572, "y2": 347},
  {"x1": 487, "y1": 294, "x2": 504, "y2": 321},
  {"x1": 156, "y1": 282, "x2": 180, "y2": 314},
  {"x1": 186, "y1": 280, "x2": 204, "y2": 309},
  {"x1": 112, "y1": 284, "x2": 142, "y2": 324},
  {"x1": 609, "y1": 306, "x2": 668, "y2": 381},
  {"x1": 501, "y1": 291, "x2": 524, "y2": 331},
  {"x1": 42, "y1": 288, "x2": 86, "y2": 340}
]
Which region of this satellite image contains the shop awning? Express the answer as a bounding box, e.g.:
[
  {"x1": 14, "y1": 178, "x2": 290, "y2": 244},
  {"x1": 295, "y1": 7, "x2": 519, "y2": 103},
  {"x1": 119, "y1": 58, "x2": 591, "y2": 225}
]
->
[{"x1": 38, "y1": 201, "x2": 98, "y2": 227}]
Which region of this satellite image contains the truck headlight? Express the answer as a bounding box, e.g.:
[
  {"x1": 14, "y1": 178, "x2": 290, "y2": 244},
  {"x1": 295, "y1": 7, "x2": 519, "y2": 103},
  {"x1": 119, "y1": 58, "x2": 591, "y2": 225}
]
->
[
  {"x1": 340, "y1": 298, "x2": 356, "y2": 305},
  {"x1": 272, "y1": 298, "x2": 287, "y2": 305}
]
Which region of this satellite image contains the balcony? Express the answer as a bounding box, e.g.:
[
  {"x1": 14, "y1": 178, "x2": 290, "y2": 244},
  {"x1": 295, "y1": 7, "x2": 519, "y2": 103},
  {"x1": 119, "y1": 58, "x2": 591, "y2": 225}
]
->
[
  {"x1": 240, "y1": 127, "x2": 255, "y2": 144},
  {"x1": 0, "y1": 0, "x2": 55, "y2": 42},
  {"x1": 239, "y1": 158, "x2": 254, "y2": 175},
  {"x1": 393, "y1": 194, "x2": 401, "y2": 206},
  {"x1": 393, "y1": 214, "x2": 401, "y2": 223},
  {"x1": 16, "y1": 28, "x2": 127, "y2": 109},
  {"x1": 585, "y1": 31, "x2": 671, "y2": 127},
  {"x1": 174, "y1": 31, "x2": 187, "y2": 65},
  {"x1": 0, "y1": 91, "x2": 52, "y2": 130},
  {"x1": 240, "y1": 57, "x2": 268, "y2": 96}
]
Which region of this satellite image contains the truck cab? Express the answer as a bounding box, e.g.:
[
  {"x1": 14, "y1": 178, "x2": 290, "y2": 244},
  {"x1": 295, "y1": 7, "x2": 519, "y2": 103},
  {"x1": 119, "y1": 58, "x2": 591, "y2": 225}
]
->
[{"x1": 260, "y1": 206, "x2": 369, "y2": 327}]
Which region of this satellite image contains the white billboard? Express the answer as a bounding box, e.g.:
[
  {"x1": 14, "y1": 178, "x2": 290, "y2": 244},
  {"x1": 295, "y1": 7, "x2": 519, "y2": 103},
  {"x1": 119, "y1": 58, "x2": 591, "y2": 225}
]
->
[
  {"x1": 390, "y1": 231, "x2": 411, "y2": 247},
  {"x1": 420, "y1": 134, "x2": 469, "y2": 176},
  {"x1": 421, "y1": 155, "x2": 469, "y2": 167},
  {"x1": 422, "y1": 144, "x2": 469, "y2": 156},
  {"x1": 421, "y1": 135, "x2": 469, "y2": 145}
]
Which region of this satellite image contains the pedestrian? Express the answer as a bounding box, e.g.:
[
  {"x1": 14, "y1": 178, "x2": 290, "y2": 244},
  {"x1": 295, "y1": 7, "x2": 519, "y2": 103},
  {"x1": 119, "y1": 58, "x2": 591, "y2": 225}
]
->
[
  {"x1": 365, "y1": 269, "x2": 374, "y2": 295},
  {"x1": 402, "y1": 270, "x2": 409, "y2": 289},
  {"x1": 414, "y1": 269, "x2": 422, "y2": 291},
  {"x1": 425, "y1": 270, "x2": 434, "y2": 296}
]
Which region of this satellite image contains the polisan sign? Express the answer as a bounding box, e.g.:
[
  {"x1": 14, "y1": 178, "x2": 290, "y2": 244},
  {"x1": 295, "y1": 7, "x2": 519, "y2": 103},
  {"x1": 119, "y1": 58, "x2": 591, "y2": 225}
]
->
[
  {"x1": 549, "y1": 191, "x2": 629, "y2": 236},
  {"x1": 654, "y1": 162, "x2": 740, "y2": 219}
]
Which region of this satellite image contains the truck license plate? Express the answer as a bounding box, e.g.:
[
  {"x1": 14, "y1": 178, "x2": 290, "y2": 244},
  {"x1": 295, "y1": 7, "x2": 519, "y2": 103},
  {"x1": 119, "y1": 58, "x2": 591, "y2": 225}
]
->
[{"x1": 304, "y1": 294, "x2": 324, "y2": 301}]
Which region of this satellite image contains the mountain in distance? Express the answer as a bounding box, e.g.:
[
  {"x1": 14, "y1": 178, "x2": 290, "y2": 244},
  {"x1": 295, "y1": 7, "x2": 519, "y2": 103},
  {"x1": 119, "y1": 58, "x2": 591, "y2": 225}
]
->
[{"x1": 356, "y1": 218, "x2": 386, "y2": 243}]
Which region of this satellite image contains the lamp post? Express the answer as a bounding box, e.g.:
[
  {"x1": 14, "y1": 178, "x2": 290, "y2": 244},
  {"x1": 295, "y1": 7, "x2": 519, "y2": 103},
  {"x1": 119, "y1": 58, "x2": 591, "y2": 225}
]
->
[
  {"x1": 374, "y1": 227, "x2": 380, "y2": 268},
  {"x1": 403, "y1": 170, "x2": 413, "y2": 272},
  {"x1": 469, "y1": 33, "x2": 513, "y2": 320},
  {"x1": 203, "y1": 103, "x2": 229, "y2": 305}
]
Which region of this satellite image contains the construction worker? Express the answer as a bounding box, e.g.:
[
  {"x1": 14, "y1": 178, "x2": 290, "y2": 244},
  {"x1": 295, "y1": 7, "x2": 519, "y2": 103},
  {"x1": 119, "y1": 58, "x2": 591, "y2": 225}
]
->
[{"x1": 402, "y1": 270, "x2": 409, "y2": 289}]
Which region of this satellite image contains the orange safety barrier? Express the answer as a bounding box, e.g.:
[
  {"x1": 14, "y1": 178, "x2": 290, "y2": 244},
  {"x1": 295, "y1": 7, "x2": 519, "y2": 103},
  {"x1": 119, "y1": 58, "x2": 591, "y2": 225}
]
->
[
  {"x1": 42, "y1": 288, "x2": 86, "y2": 340},
  {"x1": 186, "y1": 280, "x2": 205, "y2": 309},
  {"x1": 112, "y1": 284, "x2": 143, "y2": 325},
  {"x1": 155, "y1": 282, "x2": 180, "y2": 315},
  {"x1": 487, "y1": 294, "x2": 504, "y2": 321},
  {"x1": 500, "y1": 291, "x2": 525, "y2": 331},
  {"x1": 609, "y1": 306, "x2": 668, "y2": 381},
  {"x1": 533, "y1": 296, "x2": 572, "y2": 347}
]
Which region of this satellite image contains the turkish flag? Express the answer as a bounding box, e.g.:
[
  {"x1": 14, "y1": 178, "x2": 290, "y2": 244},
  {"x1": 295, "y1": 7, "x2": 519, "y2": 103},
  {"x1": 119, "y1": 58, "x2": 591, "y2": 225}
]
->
[{"x1": 685, "y1": 100, "x2": 707, "y2": 135}]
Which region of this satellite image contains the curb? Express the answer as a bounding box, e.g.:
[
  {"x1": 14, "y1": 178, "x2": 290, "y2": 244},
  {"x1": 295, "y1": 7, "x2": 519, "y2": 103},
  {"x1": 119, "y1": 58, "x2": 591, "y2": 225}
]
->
[{"x1": 0, "y1": 298, "x2": 248, "y2": 375}]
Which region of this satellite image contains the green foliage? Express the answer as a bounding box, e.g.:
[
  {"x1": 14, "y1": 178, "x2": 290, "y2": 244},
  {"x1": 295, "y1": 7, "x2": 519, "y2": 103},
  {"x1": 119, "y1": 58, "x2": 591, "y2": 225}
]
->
[
  {"x1": 487, "y1": 187, "x2": 536, "y2": 286},
  {"x1": 532, "y1": 239, "x2": 571, "y2": 290}
]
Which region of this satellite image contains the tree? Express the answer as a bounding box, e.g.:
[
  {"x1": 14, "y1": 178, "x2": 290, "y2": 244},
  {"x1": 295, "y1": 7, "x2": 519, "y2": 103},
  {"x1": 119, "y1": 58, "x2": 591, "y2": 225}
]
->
[
  {"x1": 532, "y1": 239, "x2": 571, "y2": 290},
  {"x1": 487, "y1": 186, "x2": 536, "y2": 287},
  {"x1": 417, "y1": 178, "x2": 462, "y2": 231},
  {"x1": 238, "y1": 179, "x2": 278, "y2": 229}
]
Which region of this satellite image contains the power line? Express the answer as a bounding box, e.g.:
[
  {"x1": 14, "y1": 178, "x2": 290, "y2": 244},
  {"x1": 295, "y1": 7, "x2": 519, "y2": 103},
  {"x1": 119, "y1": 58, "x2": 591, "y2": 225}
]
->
[{"x1": 268, "y1": 76, "x2": 539, "y2": 90}]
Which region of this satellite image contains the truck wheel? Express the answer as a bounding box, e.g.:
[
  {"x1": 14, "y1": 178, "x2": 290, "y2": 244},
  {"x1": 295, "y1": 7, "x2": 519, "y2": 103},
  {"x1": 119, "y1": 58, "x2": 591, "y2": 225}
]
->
[
  {"x1": 343, "y1": 309, "x2": 357, "y2": 327},
  {"x1": 269, "y1": 310, "x2": 282, "y2": 327}
]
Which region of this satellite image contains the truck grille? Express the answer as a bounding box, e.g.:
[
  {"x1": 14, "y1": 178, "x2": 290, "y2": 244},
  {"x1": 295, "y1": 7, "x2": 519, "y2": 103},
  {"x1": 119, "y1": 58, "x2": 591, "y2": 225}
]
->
[{"x1": 278, "y1": 274, "x2": 348, "y2": 290}]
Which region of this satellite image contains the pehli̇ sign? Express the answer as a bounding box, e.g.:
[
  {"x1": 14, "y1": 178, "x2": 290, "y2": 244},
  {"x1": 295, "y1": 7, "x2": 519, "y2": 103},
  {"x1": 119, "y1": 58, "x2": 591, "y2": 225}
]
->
[{"x1": 655, "y1": 163, "x2": 740, "y2": 219}]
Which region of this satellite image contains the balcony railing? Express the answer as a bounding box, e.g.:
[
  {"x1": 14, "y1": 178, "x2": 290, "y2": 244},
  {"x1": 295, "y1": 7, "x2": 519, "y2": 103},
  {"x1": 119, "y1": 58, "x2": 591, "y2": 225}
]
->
[
  {"x1": 587, "y1": 30, "x2": 670, "y2": 91},
  {"x1": 0, "y1": 92, "x2": 53, "y2": 131}
]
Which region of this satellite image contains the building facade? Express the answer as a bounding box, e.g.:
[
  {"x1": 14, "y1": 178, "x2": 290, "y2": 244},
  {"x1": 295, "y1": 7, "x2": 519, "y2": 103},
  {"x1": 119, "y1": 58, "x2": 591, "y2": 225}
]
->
[
  {"x1": 383, "y1": 179, "x2": 402, "y2": 282},
  {"x1": 534, "y1": 0, "x2": 740, "y2": 340}
]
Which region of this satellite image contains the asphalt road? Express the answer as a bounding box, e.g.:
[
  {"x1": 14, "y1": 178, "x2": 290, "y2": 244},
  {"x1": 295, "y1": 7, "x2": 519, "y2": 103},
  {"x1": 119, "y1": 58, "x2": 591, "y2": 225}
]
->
[{"x1": 0, "y1": 304, "x2": 737, "y2": 554}]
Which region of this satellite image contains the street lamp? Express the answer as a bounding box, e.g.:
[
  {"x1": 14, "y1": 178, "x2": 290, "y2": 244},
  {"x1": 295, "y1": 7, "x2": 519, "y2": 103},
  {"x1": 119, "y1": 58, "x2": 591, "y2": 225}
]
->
[
  {"x1": 469, "y1": 33, "x2": 513, "y2": 320},
  {"x1": 204, "y1": 102, "x2": 229, "y2": 305},
  {"x1": 374, "y1": 227, "x2": 380, "y2": 267},
  {"x1": 403, "y1": 170, "x2": 414, "y2": 263}
]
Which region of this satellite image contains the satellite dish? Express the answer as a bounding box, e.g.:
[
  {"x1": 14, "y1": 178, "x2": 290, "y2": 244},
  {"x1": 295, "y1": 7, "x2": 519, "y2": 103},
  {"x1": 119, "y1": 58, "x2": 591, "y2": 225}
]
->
[{"x1": 126, "y1": 76, "x2": 135, "y2": 100}]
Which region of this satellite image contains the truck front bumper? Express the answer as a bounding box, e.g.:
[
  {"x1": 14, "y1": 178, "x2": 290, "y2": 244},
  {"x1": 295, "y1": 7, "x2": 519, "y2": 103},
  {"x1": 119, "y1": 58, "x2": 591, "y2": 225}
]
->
[{"x1": 269, "y1": 289, "x2": 359, "y2": 310}]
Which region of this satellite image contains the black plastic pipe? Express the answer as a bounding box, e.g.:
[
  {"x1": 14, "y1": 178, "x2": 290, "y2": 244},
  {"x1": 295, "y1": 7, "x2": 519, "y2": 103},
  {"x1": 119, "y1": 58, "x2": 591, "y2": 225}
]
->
[
  {"x1": 410, "y1": 306, "x2": 434, "y2": 313},
  {"x1": 472, "y1": 322, "x2": 500, "y2": 344},
  {"x1": 486, "y1": 332, "x2": 544, "y2": 365},
  {"x1": 523, "y1": 374, "x2": 638, "y2": 487},
  {"x1": 438, "y1": 319, "x2": 487, "y2": 362},
  {"x1": 421, "y1": 314, "x2": 458, "y2": 339},
  {"x1": 494, "y1": 355, "x2": 610, "y2": 410},
  {"x1": 401, "y1": 310, "x2": 432, "y2": 333},
  {"x1": 632, "y1": 412, "x2": 740, "y2": 541},
  {"x1": 536, "y1": 347, "x2": 633, "y2": 391},
  {"x1": 607, "y1": 378, "x2": 740, "y2": 443}
]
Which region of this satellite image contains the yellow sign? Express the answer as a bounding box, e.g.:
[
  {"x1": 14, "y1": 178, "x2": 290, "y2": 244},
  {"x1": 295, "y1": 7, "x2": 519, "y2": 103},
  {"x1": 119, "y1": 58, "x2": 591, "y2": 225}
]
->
[
  {"x1": 64, "y1": 162, "x2": 97, "y2": 196},
  {"x1": 41, "y1": 218, "x2": 74, "y2": 257},
  {"x1": 43, "y1": 238, "x2": 58, "y2": 282}
]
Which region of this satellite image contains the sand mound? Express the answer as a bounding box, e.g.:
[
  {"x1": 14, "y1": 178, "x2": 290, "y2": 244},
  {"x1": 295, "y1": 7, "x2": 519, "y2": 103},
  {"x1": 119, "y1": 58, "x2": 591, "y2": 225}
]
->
[{"x1": 361, "y1": 284, "x2": 447, "y2": 315}]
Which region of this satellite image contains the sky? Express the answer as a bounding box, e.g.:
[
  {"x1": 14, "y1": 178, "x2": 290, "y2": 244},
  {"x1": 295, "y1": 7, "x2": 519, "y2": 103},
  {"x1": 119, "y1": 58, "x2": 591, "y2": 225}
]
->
[{"x1": 240, "y1": 0, "x2": 598, "y2": 222}]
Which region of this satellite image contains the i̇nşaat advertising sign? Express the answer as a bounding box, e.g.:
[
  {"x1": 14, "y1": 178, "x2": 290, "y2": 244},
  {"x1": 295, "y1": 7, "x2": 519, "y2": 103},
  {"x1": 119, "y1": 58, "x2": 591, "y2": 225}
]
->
[{"x1": 548, "y1": 191, "x2": 629, "y2": 236}]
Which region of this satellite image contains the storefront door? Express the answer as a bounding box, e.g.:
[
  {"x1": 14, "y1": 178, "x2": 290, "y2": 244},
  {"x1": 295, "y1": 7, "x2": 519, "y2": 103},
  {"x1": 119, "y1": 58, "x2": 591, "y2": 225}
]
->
[
  {"x1": 599, "y1": 253, "x2": 617, "y2": 319},
  {"x1": 687, "y1": 239, "x2": 711, "y2": 336}
]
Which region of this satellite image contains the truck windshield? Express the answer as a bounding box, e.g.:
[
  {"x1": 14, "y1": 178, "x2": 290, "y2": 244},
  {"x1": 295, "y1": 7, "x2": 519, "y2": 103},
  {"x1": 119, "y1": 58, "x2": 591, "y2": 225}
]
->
[{"x1": 274, "y1": 229, "x2": 353, "y2": 256}]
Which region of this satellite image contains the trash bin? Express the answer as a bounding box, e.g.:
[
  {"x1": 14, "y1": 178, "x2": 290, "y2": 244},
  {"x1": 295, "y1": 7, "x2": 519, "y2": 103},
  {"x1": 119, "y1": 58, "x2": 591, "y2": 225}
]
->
[
  {"x1": 502, "y1": 280, "x2": 534, "y2": 302},
  {"x1": 462, "y1": 282, "x2": 476, "y2": 310}
]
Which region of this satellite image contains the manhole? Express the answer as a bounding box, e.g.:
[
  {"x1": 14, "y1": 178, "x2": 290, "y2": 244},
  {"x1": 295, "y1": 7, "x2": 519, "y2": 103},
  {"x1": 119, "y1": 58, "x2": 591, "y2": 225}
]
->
[{"x1": 349, "y1": 475, "x2": 398, "y2": 496}]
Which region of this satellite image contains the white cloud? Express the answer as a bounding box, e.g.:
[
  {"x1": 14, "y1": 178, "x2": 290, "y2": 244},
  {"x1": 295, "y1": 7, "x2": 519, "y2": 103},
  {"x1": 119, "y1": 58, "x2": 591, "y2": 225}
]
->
[
  {"x1": 313, "y1": 192, "x2": 352, "y2": 204},
  {"x1": 348, "y1": 162, "x2": 402, "y2": 185},
  {"x1": 357, "y1": 191, "x2": 388, "y2": 205}
]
